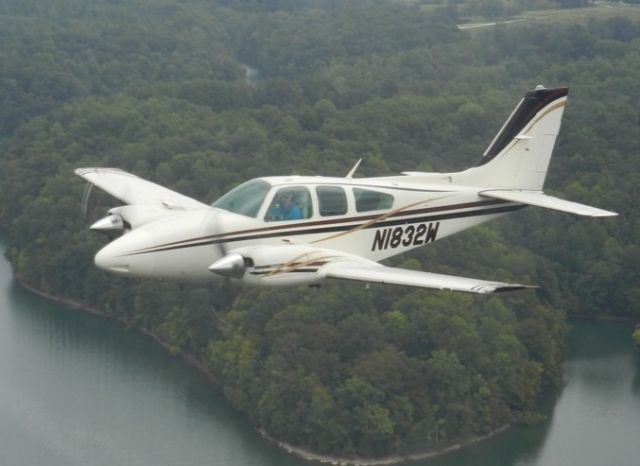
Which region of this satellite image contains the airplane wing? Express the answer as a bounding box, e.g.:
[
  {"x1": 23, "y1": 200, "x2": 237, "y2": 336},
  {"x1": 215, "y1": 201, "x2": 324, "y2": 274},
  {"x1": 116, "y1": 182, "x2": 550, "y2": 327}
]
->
[
  {"x1": 75, "y1": 167, "x2": 208, "y2": 209},
  {"x1": 479, "y1": 189, "x2": 617, "y2": 217},
  {"x1": 318, "y1": 259, "x2": 534, "y2": 294}
]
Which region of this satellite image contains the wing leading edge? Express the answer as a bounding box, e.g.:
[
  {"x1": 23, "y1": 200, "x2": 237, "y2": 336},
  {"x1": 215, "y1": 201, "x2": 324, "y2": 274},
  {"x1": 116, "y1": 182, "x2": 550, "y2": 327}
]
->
[
  {"x1": 75, "y1": 167, "x2": 207, "y2": 209},
  {"x1": 319, "y1": 260, "x2": 534, "y2": 294}
]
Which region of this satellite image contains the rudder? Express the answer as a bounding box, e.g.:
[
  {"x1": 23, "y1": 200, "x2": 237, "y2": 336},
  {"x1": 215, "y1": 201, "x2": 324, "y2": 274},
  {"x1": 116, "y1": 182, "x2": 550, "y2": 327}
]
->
[{"x1": 454, "y1": 86, "x2": 569, "y2": 190}]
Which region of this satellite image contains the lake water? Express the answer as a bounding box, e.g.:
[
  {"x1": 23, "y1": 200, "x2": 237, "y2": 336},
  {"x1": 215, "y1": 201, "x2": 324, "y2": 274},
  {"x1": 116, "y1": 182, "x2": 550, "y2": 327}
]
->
[{"x1": 1, "y1": 238, "x2": 638, "y2": 466}]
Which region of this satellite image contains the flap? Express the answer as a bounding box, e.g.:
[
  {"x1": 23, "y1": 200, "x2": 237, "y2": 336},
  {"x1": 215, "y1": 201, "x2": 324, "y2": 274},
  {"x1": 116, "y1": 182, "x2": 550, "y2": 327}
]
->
[{"x1": 319, "y1": 260, "x2": 533, "y2": 294}]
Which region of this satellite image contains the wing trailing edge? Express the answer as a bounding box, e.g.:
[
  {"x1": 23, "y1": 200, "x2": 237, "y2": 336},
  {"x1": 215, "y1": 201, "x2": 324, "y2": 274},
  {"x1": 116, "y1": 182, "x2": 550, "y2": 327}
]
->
[
  {"x1": 479, "y1": 189, "x2": 617, "y2": 217},
  {"x1": 319, "y1": 261, "x2": 534, "y2": 294}
]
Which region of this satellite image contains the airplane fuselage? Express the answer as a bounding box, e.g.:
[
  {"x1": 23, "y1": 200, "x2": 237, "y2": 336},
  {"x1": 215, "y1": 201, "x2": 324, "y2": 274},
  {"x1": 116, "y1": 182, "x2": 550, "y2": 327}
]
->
[{"x1": 95, "y1": 175, "x2": 523, "y2": 286}]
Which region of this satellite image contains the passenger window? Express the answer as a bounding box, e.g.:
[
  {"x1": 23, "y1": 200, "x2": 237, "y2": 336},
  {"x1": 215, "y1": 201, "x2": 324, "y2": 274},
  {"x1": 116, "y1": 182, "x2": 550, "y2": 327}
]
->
[
  {"x1": 316, "y1": 186, "x2": 347, "y2": 216},
  {"x1": 353, "y1": 188, "x2": 394, "y2": 212},
  {"x1": 265, "y1": 187, "x2": 313, "y2": 221}
]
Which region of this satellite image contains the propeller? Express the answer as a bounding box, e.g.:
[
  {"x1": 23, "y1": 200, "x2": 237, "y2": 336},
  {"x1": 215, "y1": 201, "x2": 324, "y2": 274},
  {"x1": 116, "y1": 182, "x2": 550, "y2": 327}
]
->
[
  {"x1": 80, "y1": 181, "x2": 94, "y2": 219},
  {"x1": 81, "y1": 180, "x2": 127, "y2": 233},
  {"x1": 204, "y1": 207, "x2": 250, "y2": 280}
]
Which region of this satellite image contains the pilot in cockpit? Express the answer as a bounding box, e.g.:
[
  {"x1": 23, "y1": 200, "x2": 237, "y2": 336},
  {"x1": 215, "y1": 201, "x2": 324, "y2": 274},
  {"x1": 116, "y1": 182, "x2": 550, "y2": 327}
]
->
[{"x1": 267, "y1": 191, "x2": 303, "y2": 221}]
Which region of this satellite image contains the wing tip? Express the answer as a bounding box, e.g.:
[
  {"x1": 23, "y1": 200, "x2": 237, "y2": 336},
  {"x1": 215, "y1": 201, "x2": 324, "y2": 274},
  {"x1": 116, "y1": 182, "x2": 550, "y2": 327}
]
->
[
  {"x1": 75, "y1": 167, "x2": 128, "y2": 175},
  {"x1": 490, "y1": 284, "x2": 539, "y2": 294},
  {"x1": 590, "y1": 211, "x2": 618, "y2": 218}
]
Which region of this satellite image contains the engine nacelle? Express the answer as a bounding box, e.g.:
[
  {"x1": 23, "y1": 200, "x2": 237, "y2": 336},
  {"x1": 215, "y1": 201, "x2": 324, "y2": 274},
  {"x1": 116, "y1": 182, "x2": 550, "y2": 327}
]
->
[
  {"x1": 92, "y1": 204, "x2": 186, "y2": 233},
  {"x1": 210, "y1": 244, "x2": 334, "y2": 287}
]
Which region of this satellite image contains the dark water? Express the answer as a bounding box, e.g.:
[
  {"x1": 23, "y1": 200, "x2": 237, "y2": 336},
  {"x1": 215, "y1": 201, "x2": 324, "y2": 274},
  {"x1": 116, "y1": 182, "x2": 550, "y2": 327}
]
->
[{"x1": 1, "y1": 238, "x2": 639, "y2": 466}]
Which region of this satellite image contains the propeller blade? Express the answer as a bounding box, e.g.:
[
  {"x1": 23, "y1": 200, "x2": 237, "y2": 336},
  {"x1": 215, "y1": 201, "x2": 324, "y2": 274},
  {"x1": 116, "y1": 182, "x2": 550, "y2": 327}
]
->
[
  {"x1": 203, "y1": 207, "x2": 228, "y2": 258},
  {"x1": 81, "y1": 182, "x2": 94, "y2": 219}
]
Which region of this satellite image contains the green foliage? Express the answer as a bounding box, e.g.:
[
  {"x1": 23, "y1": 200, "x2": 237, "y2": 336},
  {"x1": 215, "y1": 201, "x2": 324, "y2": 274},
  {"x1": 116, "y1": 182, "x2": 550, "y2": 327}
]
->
[{"x1": 0, "y1": 0, "x2": 635, "y2": 458}]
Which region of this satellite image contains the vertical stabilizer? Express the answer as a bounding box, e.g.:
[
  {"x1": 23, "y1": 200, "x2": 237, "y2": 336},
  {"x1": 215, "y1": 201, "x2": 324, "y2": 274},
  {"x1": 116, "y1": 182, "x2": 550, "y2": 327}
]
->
[{"x1": 453, "y1": 86, "x2": 569, "y2": 190}]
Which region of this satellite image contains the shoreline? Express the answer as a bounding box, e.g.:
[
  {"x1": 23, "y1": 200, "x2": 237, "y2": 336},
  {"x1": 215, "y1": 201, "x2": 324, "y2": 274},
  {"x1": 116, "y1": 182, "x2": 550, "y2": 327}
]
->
[
  {"x1": 15, "y1": 279, "x2": 219, "y2": 381},
  {"x1": 259, "y1": 425, "x2": 511, "y2": 466},
  {"x1": 567, "y1": 313, "x2": 637, "y2": 324},
  {"x1": 17, "y1": 277, "x2": 513, "y2": 465}
]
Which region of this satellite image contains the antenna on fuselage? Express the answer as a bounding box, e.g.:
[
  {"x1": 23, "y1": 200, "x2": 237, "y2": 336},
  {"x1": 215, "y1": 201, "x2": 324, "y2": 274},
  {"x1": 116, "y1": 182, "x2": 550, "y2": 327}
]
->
[{"x1": 345, "y1": 159, "x2": 362, "y2": 179}]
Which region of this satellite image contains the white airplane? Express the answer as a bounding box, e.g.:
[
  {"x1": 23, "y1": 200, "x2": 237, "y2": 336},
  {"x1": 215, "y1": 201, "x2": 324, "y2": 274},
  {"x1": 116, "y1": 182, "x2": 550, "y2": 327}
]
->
[{"x1": 76, "y1": 86, "x2": 616, "y2": 294}]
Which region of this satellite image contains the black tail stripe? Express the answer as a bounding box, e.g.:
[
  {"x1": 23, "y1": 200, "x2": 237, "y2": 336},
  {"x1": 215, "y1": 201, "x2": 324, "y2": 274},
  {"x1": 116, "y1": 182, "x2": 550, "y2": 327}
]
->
[{"x1": 479, "y1": 87, "x2": 568, "y2": 165}]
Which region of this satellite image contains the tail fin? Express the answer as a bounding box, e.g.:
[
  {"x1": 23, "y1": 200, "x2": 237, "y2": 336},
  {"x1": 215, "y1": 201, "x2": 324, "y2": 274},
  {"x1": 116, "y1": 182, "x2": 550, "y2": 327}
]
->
[{"x1": 454, "y1": 86, "x2": 569, "y2": 190}]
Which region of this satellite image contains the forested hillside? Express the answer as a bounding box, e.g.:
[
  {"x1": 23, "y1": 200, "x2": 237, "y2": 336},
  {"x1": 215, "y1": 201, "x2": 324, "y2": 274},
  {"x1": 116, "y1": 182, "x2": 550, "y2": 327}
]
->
[{"x1": 0, "y1": 0, "x2": 637, "y2": 459}]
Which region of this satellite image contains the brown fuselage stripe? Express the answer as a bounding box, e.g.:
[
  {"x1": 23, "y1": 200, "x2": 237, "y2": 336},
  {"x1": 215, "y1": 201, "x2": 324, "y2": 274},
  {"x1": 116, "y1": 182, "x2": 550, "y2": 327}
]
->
[
  {"x1": 123, "y1": 199, "x2": 507, "y2": 255},
  {"x1": 120, "y1": 201, "x2": 523, "y2": 257}
]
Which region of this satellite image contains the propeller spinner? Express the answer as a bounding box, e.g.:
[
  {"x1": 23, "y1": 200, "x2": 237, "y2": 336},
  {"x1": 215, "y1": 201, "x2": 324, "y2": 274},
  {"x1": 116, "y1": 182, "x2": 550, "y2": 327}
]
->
[{"x1": 208, "y1": 253, "x2": 247, "y2": 278}]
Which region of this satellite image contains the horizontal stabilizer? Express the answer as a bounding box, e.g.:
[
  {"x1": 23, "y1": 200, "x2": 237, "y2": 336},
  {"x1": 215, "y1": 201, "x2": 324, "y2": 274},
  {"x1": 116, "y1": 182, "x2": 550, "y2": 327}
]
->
[
  {"x1": 319, "y1": 261, "x2": 534, "y2": 294},
  {"x1": 479, "y1": 189, "x2": 617, "y2": 217}
]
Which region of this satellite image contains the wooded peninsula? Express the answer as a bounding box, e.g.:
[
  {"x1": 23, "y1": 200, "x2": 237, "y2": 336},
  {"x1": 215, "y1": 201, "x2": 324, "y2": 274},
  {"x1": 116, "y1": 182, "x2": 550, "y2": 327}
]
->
[{"x1": 0, "y1": 0, "x2": 637, "y2": 460}]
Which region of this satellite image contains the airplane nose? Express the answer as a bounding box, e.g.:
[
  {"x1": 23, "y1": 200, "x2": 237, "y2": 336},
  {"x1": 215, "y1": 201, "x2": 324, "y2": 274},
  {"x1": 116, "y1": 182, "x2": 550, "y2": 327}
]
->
[
  {"x1": 94, "y1": 243, "x2": 130, "y2": 274},
  {"x1": 94, "y1": 229, "x2": 155, "y2": 276}
]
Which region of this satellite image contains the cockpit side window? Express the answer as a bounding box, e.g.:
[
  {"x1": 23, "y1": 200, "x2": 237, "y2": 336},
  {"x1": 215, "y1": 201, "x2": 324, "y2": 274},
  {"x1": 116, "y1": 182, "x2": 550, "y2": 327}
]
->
[
  {"x1": 212, "y1": 180, "x2": 271, "y2": 218},
  {"x1": 353, "y1": 188, "x2": 394, "y2": 212},
  {"x1": 316, "y1": 186, "x2": 347, "y2": 216},
  {"x1": 265, "y1": 187, "x2": 312, "y2": 221}
]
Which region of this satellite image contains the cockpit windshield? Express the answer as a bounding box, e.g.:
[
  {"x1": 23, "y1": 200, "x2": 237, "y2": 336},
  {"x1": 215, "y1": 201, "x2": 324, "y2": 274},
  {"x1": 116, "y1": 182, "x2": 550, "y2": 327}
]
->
[{"x1": 212, "y1": 179, "x2": 271, "y2": 218}]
